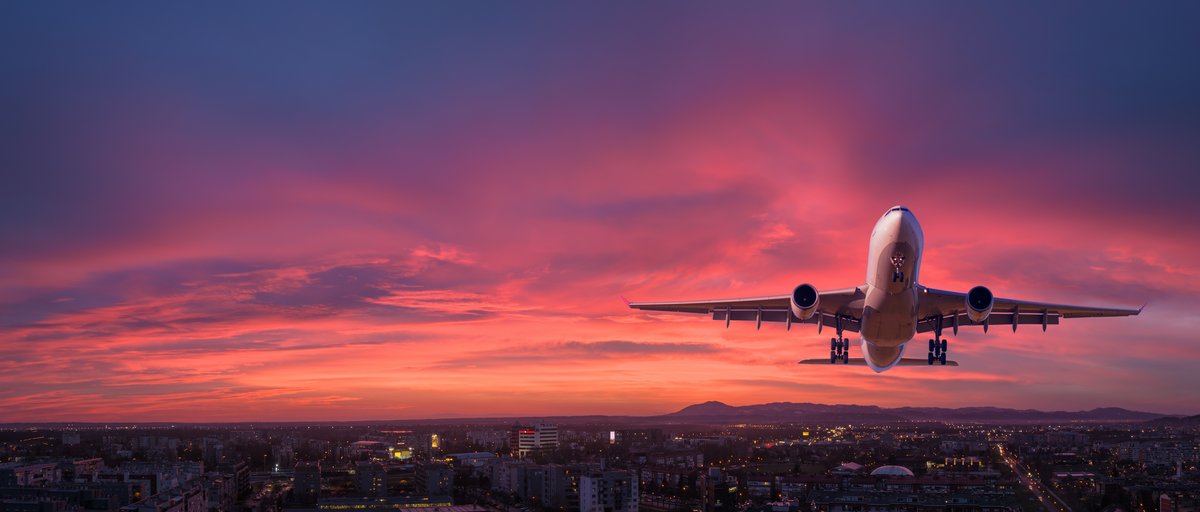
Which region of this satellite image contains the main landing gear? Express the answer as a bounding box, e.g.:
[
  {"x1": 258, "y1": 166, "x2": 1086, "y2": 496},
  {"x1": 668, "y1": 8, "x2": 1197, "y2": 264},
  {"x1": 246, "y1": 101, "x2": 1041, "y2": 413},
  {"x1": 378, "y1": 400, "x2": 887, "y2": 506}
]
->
[
  {"x1": 927, "y1": 315, "x2": 950, "y2": 365},
  {"x1": 830, "y1": 337, "x2": 851, "y2": 364},
  {"x1": 927, "y1": 336, "x2": 949, "y2": 365}
]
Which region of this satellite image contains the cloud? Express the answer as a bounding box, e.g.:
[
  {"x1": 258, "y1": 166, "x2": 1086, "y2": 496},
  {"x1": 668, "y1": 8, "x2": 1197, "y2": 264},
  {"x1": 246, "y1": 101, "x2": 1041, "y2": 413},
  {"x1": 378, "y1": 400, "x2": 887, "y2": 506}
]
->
[{"x1": 559, "y1": 340, "x2": 724, "y2": 355}]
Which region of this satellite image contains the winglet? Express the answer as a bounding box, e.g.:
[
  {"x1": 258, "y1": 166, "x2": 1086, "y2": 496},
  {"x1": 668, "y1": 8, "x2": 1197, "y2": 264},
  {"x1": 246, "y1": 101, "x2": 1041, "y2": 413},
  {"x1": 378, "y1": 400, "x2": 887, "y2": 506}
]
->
[
  {"x1": 1138, "y1": 302, "x2": 1148, "y2": 314},
  {"x1": 620, "y1": 295, "x2": 631, "y2": 307}
]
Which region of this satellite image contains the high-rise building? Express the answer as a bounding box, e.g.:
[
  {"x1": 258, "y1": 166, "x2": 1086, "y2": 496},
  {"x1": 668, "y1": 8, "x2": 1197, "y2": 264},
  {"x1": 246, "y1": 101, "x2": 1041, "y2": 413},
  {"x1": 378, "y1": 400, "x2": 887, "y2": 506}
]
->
[
  {"x1": 355, "y1": 461, "x2": 387, "y2": 497},
  {"x1": 579, "y1": 471, "x2": 637, "y2": 512},
  {"x1": 544, "y1": 464, "x2": 589, "y2": 511},
  {"x1": 292, "y1": 462, "x2": 320, "y2": 505},
  {"x1": 509, "y1": 423, "x2": 559, "y2": 458}
]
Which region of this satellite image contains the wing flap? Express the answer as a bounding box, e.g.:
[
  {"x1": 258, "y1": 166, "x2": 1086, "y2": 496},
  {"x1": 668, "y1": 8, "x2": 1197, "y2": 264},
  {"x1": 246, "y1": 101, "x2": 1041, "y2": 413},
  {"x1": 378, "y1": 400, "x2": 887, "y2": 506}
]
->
[
  {"x1": 916, "y1": 312, "x2": 1061, "y2": 333},
  {"x1": 708, "y1": 308, "x2": 860, "y2": 331}
]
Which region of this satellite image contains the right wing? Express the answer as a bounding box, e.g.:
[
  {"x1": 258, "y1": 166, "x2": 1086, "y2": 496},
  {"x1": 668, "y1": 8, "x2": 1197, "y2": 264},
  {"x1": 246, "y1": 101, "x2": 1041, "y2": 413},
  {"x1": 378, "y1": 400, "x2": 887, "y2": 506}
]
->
[{"x1": 627, "y1": 287, "x2": 864, "y2": 331}]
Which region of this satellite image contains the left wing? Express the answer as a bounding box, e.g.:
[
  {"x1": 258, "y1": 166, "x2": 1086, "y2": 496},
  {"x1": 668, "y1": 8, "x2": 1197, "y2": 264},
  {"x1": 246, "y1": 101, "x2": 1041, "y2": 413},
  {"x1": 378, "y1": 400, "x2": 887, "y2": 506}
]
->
[
  {"x1": 916, "y1": 287, "x2": 1142, "y2": 333},
  {"x1": 627, "y1": 287, "x2": 864, "y2": 332}
]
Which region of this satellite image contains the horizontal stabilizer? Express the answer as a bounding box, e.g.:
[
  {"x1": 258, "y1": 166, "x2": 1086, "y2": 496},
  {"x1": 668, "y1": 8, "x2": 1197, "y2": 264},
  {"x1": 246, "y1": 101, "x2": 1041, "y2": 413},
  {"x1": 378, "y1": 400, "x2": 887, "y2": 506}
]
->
[{"x1": 798, "y1": 358, "x2": 959, "y2": 367}]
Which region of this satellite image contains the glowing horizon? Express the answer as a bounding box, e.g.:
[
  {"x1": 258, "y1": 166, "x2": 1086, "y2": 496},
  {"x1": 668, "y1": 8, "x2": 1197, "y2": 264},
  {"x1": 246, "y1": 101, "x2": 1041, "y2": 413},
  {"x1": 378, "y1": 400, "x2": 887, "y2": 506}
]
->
[{"x1": 2, "y1": 3, "x2": 1198, "y2": 422}]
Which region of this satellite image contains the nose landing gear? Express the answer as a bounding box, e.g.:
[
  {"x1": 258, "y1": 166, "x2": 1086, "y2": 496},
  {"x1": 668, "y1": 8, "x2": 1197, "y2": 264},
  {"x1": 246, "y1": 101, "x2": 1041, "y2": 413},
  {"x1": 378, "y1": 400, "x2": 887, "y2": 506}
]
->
[
  {"x1": 829, "y1": 337, "x2": 851, "y2": 364},
  {"x1": 891, "y1": 252, "x2": 906, "y2": 283}
]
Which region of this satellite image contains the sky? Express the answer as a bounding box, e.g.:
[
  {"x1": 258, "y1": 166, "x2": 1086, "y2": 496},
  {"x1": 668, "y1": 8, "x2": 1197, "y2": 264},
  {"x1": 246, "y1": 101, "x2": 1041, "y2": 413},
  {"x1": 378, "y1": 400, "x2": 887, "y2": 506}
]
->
[{"x1": 1, "y1": 2, "x2": 1199, "y2": 422}]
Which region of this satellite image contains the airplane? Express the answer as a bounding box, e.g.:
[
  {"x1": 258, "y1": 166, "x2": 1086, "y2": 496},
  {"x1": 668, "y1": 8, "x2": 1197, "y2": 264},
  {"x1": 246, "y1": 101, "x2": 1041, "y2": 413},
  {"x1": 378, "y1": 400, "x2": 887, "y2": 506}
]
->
[{"x1": 626, "y1": 206, "x2": 1141, "y2": 373}]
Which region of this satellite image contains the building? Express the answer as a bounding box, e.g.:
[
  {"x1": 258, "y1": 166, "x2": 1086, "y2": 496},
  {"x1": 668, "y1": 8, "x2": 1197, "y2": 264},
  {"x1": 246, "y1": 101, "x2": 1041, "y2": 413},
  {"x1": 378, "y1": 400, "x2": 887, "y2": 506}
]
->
[
  {"x1": 414, "y1": 463, "x2": 453, "y2": 497},
  {"x1": 272, "y1": 445, "x2": 295, "y2": 471},
  {"x1": 292, "y1": 463, "x2": 321, "y2": 505},
  {"x1": 295, "y1": 496, "x2": 452, "y2": 512},
  {"x1": 355, "y1": 462, "x2": 387, "y2": 498},
  {"x1": 509, "y1": 423, "x2": 559, "y2": 458},
  {"x1": 57, "y1": 458, "x2": 105, "y2": 482},
  {"x1": 608, "y1": 429, "x2": 665, "y2": 446},
  {"x1": 0, "y1": 464, "x2": 63, "y2": 487},
  {"x1": 445, "y1": 453, "x2": 496, "y2": 468},
  {"x1": 870, "y1": 466, "x2": 915, "y2": 477},
  {"x1": 544, "y1": 464, "x2": 588, "y2": 511},
  {"x1": 579, "y1": 471, "x2": 637, "y2": 512},
  {"x1": 119, "y1": 481, "x2": 206, "y2": 512},
  {"x1": 204, "y1": 473, "x2": 238, "y2": 512}
]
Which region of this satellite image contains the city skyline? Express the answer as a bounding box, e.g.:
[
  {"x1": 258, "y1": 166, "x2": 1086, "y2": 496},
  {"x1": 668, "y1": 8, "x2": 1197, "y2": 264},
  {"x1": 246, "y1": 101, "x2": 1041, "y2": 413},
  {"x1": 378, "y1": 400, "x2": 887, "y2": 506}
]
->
[{"x1": 2, "y1": 3, "x2": 1199, "y2": 422}]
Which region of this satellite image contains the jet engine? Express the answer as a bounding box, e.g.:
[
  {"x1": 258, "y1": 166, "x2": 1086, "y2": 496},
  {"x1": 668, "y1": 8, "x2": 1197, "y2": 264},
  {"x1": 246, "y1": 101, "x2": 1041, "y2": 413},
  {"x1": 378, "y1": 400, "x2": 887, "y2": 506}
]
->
[
  {"x1": 966, "y1": 285, "x2": 994, "y2": 322},
  {"x1": 790, "y1": 283, "x2": 819, "y2": 320}
]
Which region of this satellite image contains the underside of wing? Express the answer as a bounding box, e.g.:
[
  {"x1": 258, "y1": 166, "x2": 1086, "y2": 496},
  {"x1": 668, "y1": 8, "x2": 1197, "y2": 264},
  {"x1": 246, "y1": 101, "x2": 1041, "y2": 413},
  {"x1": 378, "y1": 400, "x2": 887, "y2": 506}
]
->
[
  {"x1": 916, "y1": 286, "x2": 1141, "y2": 333},
  {"x1": 627, "y1": 287, "x2": 865, "y2": 332}
]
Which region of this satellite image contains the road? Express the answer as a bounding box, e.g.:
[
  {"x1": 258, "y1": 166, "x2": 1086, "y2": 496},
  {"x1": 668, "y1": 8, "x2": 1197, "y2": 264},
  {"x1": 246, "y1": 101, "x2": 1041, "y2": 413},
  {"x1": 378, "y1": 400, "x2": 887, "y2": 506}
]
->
[{"x1": 999, "y1": 446, "x2": 1072, "y2": 512}]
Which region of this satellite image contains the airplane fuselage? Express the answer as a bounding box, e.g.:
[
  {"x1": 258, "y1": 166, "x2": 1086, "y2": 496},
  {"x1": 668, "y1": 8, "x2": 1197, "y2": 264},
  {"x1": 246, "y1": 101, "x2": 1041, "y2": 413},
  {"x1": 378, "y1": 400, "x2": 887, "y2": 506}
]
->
[{"x1": 859, "y1": 206, "x2": 924, "y2": 371}]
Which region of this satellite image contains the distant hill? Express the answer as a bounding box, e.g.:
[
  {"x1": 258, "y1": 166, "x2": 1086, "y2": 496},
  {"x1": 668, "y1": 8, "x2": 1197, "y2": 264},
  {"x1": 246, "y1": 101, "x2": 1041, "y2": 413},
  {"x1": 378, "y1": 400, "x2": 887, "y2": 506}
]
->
[
  {"x1": 1147, "y1": 414, "x2": 1200, "y2": 427},
  {"x1": 654, "y1": 401, "x2": 1168, "y2": 424}
]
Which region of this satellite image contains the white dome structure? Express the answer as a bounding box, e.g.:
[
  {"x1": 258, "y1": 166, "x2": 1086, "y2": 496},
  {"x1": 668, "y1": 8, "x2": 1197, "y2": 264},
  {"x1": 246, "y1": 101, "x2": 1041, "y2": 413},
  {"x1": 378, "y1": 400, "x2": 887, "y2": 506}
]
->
[{"x1": 870, "y1": 465, "x2": 914, "y2": 477}]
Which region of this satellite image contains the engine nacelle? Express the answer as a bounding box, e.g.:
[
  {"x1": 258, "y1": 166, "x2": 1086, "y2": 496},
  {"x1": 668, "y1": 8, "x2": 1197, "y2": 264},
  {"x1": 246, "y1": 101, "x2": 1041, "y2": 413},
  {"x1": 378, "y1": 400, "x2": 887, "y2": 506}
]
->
[
  {"x1": 966, "y1": 285, "x2": 994, "y2": 323},
  {"x1": 790, "y1": 283, "x2": 820, "y2": 321}
]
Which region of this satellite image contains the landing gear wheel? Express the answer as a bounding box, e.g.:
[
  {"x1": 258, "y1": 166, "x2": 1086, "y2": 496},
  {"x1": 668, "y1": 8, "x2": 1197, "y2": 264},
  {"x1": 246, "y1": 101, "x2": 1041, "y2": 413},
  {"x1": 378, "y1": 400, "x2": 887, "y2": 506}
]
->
[
  {"x1": 928, "y1": 339, "x2": 936, "y2": 352},
  {"x1": 928, "y1": 352, "x2": 935, "y2": 365},
  {"x1": 830, "y1": 351, "x2": 837, "y2": 364},
  {"x1": 940, "y1": 339, "x2": 948, "y2": 352},
  {"x1": 842, "y1": 351, "x2": 849, "y2": 364},
  {"x1": 939, "y1": 353, "x2": 947, "y2": 365},
  {"x1": 831, "y1": 338, "x2": 838, "y2": 351}
]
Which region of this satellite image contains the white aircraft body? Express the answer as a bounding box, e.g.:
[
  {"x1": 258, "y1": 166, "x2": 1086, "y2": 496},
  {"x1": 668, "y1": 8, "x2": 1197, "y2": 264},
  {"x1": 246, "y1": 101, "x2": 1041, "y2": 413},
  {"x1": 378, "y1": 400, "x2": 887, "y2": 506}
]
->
[{"x1": 627, "y1": 206, "x2": 1141, "y2": 372}]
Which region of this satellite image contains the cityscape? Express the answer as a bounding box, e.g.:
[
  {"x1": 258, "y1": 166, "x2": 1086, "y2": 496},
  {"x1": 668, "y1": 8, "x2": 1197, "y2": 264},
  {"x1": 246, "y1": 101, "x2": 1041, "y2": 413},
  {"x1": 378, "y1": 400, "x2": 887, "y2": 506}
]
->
[{"x1": 3, "y1": 402, "x2": 1198, "y2": 512}]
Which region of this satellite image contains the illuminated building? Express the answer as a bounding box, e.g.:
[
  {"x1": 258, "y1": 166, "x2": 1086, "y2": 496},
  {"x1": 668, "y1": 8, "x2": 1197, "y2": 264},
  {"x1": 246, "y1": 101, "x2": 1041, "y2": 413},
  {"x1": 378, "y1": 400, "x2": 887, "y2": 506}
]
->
[{"x1": 509, "y1": 423, "x2": 558, "y2": 458}]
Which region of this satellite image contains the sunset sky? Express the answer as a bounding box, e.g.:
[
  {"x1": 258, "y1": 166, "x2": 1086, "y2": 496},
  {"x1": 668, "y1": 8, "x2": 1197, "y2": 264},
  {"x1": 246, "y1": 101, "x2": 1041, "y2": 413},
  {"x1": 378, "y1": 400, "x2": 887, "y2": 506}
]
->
[{"x1": 2, "y1": 3, "x2": 1199, "y2": 422}]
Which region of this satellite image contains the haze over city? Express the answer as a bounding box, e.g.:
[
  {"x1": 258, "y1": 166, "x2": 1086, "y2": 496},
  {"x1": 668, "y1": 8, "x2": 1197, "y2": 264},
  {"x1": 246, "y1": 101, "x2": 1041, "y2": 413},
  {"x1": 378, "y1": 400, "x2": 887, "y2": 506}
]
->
[{"x1": 2, "y1": 3, "x2": 1199, "y2": 423}]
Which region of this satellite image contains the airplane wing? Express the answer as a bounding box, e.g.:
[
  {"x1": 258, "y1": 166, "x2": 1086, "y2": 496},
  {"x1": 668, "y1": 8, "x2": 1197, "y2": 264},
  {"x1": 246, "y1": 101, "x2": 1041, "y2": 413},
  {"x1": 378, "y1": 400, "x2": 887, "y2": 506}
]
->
[
  {"x1": 916, "y1": 287, "x2": 1142, "y2": 333},
  {"x1": 627, "y1": 287, "x2": 864, "y2": 332},
  {"x1": 799, "y1": 357, "x2": 959, "y2": 366}
]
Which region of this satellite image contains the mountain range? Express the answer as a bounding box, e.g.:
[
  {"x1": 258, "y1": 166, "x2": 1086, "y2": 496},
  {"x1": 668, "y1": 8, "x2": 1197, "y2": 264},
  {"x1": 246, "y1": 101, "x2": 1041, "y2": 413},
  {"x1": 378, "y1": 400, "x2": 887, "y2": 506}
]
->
[
  {"x1": 650, "y1": 401, "x2": 1169, "y2": 424},
  {"x1": 0, "y1": 402, "x2": 1179, "y2": 427}
]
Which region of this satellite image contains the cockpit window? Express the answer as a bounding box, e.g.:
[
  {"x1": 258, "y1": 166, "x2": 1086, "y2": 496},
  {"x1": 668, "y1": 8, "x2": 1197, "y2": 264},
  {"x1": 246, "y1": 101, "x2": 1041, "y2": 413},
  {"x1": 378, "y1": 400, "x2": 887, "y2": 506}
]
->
[{"x1": 888, "y1": 206, "x2": 910, "y2": 213}]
